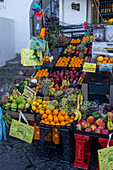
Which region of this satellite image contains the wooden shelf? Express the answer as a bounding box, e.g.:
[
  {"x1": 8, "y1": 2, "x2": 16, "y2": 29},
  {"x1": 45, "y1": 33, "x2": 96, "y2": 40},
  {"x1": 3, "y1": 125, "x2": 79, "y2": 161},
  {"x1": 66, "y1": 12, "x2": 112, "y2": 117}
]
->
[{"x1": 100, "y1": 1, "x2": 113, "y2": 4}]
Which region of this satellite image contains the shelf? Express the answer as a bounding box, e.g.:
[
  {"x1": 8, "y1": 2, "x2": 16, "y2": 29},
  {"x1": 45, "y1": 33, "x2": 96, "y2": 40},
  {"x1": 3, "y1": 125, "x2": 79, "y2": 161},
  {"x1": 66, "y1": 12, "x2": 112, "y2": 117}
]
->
[
  {"x1": 99, "y1": 12, "x2": 113, "y2": 16},
  {"x1": 93, "y1": 51, "x2": 113, "y2": 56},
  {"x1": 100, "y1": 1, "x2": 113, "y2": 4}
]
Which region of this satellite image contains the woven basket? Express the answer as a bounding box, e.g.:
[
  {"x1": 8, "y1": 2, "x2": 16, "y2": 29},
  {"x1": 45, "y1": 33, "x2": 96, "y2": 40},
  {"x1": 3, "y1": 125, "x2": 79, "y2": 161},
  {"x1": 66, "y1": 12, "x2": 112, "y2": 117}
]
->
[{"x1": 57, "y1": 34, "x2": 69, "y2": 46}]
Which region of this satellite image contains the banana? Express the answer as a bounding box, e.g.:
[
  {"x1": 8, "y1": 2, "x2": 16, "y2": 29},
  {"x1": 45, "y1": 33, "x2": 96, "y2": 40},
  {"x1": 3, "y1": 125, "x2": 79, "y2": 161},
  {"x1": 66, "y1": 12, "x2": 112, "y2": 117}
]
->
[
  {"x1": 80, "y1": 94, "x2": 83, "y2": 105},
  {"x1": 107, "y1": 118, "x2": 113, "y2": 131},
  {"x1": 74, "y1": 112, "x2": 79, "y2": 121},
  {"x1": 74, "y1": 109, "x2": 82, "y2": 122}
]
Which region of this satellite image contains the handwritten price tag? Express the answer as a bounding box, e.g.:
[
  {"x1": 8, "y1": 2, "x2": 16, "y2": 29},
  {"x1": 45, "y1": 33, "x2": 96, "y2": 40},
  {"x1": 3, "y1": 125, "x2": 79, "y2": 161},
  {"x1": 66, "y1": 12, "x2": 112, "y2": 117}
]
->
[
  {"x1": 83, "y1": 63, "x2": 96, "y2": 73},
  {"x1": 23, "y1": 85, "x2": 36, "y2": 99}
]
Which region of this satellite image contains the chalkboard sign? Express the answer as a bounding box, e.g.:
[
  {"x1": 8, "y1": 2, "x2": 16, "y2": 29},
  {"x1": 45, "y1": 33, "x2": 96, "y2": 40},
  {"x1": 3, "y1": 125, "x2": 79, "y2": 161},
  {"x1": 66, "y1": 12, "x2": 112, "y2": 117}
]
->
[{"x1": 71, "y1": 3, "x2": 80, "y2": 11}]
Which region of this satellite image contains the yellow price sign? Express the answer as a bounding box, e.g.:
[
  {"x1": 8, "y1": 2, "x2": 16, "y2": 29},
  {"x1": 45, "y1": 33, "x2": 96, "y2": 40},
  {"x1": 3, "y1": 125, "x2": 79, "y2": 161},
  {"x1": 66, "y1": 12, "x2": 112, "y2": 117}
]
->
[
  {"x1": 23, "y1": 85, "x2": 36, "y2": 99},
  {"x1": 83, "y1": 63, "x2": 96, "y2": 73}
]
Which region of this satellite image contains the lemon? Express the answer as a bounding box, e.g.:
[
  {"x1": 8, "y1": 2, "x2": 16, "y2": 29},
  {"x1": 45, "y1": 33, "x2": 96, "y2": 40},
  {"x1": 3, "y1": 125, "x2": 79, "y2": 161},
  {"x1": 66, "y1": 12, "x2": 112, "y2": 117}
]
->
[
  {"x1": 36, "y1": 109, "x2": 40, "y2": 113},
  {"x1": 37, "y1": 99, "x2": 42, "y2": 104},
  {"x1": 32, "y1": 105, "x2": 37, "y2": 111},
  {"x1": 38, "y1": 104, "x2": 43, "y2": 109},
  {"x1": 33, "y1": 101, "x2": 37, "y2": 106},
  {"x1": 43, "y1": 104, "x2": 47, "y2": 108},
  {"x1": 36, "y1": 102, "x2": 40, "y2": 107}
]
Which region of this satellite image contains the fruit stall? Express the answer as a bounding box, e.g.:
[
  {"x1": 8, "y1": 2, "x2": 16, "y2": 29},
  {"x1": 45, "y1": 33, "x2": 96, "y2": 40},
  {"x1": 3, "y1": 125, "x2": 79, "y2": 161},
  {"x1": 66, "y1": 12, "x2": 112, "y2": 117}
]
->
[{"x1": 1, "y1": 21, "x2": 113, "y2": 170}]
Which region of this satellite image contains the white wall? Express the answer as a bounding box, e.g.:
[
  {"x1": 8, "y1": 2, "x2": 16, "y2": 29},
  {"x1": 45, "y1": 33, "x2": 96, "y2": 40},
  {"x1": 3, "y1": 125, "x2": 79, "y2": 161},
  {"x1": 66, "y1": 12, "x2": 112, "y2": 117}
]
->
[
  {"x1": 59, "y1": 0, "x2": 87, "y2": 25},
  {"x1": 0, "y1": 0, "x2": 33, "y2": 53},
  {"x1": 0, "y1": 17, "x2": 15, "y2": 66}
]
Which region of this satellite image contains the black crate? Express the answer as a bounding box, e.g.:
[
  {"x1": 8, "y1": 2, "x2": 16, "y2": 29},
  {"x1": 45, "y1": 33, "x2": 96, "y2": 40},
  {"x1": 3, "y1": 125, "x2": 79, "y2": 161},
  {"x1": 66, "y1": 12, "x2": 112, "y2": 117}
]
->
[
  {"x1": 89, "y1": 82, "x2": 109, "y2": 95},
  {"x1": 58, "y1": 128, "x2": 75, "y2": 163}
]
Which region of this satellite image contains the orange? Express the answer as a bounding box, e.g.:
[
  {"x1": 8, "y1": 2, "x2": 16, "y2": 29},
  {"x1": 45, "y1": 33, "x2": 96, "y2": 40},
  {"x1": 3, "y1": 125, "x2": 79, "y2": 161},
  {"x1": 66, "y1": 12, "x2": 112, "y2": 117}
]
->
[
  {"x1": 40, "y1": 110, "x2": 45, "y2": 115},
  {"x1": 104, "y1": 57, "x2": 109, "y2": 62},
  {"x1": 54, "y1": 117, "x2": 59, "y2": 123},
  {"x1": 110, "y1": 58, "x2": 113, "y2": 63},
  {"x1": 48, "y1": 115, "x2": 53, "y2": 122},
  {"x1": 32, "y1": 105, "x2": 37, "y2": 111},
  {"x1": 53, "y1": 109, "x2": 59, "y2": 116},
  {"x1": 59, "y1": 116, "x2": 64, "y2": 122},
  {"x1": 70, "y1": 116, "x2": 74, "y2": 120},
  {"x1": 46, "y1": 109, "x2": 52, "y2": 115},
  {"x1": 50, "y1": 121, "x2": 55, "y2": 125},
  {"x1": 43, "y1": 114, "x2": 47, "y2": 119},
  {"x1": 102, "y1": 61, "x2": 107, "y2": 63},
  {"x1": 45, "y1": 121, "x2": 50, "y2": 124},
  {"x1": 56, "y1": 122, "x2": 60, "y2": 126},
  {"x1": 60, "y1": 110, "x2": 66, "y2": 116},
  {"x1": 64, "y1": 115, "x2": 69, "y2": 121},
  {"x1": 65, "y1": 121, "x2": 69, "y2": 125},
  {"x1": 61, "y1": 121, "x2": 66, "y2": 126},
  {"x1": 97, "y1": 62, "x2": 101, "y2": 67},
  {"x1": 69, "y1": 119, "x2": 73, "y2": 123}
]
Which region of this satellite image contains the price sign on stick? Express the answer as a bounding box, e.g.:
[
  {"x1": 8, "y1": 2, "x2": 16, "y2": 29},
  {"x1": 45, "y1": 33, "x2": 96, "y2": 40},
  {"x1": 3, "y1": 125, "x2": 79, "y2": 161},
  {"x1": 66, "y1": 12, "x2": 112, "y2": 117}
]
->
[
  {"x1": 83, "y1": 63, "x2": 96, "y2": 73},
  {"x1": 23, "y1": 86, "x2": 36, "y2": 99}
]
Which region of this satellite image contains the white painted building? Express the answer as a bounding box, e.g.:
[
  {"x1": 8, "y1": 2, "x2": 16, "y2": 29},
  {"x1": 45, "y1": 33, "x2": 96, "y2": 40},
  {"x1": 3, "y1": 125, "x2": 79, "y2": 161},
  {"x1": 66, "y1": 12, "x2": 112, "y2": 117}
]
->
[{"x1": 0, "y1": 0, "x2": 99, "y2": 67}]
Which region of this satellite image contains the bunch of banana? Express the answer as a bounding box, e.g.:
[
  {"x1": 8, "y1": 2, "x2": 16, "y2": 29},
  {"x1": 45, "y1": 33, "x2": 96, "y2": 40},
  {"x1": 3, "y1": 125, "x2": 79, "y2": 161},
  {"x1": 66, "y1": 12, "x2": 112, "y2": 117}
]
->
[
  {"x1": 74, "y1": 109, "x2": 82, "y2": 122},
  {"x1": 107, "y1": 117, "x2": 113, "y2": 131},
  {"x1": 77, "y1": 77, "x2": 84, "y2": 85},
  {"x1": 77, "y1": 93, "x2": 83, "y2": 110}
]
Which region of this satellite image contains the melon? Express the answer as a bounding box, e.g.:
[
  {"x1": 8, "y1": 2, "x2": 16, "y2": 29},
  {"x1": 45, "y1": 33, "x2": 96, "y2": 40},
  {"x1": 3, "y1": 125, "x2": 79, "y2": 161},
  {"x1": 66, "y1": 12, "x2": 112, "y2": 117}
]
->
[{"x1": 97, "y1": 56, "x2": 103, "y2": 62}]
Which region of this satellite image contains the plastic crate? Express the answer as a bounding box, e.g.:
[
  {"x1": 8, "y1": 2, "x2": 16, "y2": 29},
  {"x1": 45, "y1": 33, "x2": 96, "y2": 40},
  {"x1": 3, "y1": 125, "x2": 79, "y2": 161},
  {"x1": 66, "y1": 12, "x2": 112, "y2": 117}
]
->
[
  {"x1": 39, "y1": 126, "x2": 56, "y2": 160},
  {"x1": 58, "y1": 129, "x2": 75, "y2": 163},
  {"x1": 89, "y1": 82, "x2": 109, "y2": 95},
  {"x1": 74, "y1": 134, "x2": 91, "y2": 170}
]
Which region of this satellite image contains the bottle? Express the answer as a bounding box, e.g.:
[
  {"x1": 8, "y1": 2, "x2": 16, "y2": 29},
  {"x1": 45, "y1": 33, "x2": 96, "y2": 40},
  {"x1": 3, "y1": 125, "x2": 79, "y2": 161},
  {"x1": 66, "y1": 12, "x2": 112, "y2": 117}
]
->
[
  {"x1": 109, "y1": 3, "x2": 111, "y2": 13},
  {"x1": 103, "y1": 4, "x2": 105, "y2": 13},
  {"x1": 104, "y1": 4, "x2": 107, "y2": 13},
  {"x1": 107, "y1": 3, "x2": 109, "y2": 13},
  {"x1": 112, "y1": 3, "x2": 113, "y2": 13},
  {"x1": 100, "y1": 4, "x2": 103, "y2": 13}
]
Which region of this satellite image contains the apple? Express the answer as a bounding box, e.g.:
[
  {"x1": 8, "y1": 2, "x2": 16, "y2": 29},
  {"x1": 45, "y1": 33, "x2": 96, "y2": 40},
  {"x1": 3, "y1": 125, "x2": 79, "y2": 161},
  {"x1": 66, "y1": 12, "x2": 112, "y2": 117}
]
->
[
  {"x1": 72, "y1": 68, "x2": 76, "y2": 71},
  {"x1": 69, "y1": 78, "x2": 73, "y2": 82},
  {"x1": 77, "y1": 121, "x2": 81, "y2": 125},
  {"x1": 85, "y1": 127, "x2": 92, "y2": 132},
  {"x1": 96, "y1": 119, "x2": 104, "y2": 126},
  {"x1": 87, "y1": 116, "x2": 95, "y2": 124},
  {"x1": 101, "y1": 129, "x2": 109, "y2": 135},
  {"x1": 94, "y1": 128, "x2": 101, "y2": 133},
  {"x1": 70, "y1": 75, "x2": 75, "y2": 79},
  {"x1": 74, "y1": 70, "x2": 77, "y2": 74},
  {"x1": 81, "y1": 120, "x2": 88, "y2": 129},
  {"x1": 76, "y1": 124, "x2": 82, "y2": 130},
  {"x1": 53, "y1": 75, "x2": 56, "y2": 78},
  {"x1": 50, "y1": 74, "x2": 53, "y2": 78},
  {"x1": 76, "y1": 72, "x2": 79, "y2": 77},
  {"x1": 90, "y1": 124, "x2": 97, "y2": 131},
  {"x1": 50, "y1": 78, "x2": 55, "y2": 82},
  {"x1": 65, "y1": 72, "x2": 69, "y2": 76},
  {"x1": 56, "y1": 78, "x2": 60, "y2": 82},
  {"x1": 98, "y1": 126, "x2": 105, "y2": 130},
  {"x1": 53, "y1": 72, "x2": 56, "y2": 75}
]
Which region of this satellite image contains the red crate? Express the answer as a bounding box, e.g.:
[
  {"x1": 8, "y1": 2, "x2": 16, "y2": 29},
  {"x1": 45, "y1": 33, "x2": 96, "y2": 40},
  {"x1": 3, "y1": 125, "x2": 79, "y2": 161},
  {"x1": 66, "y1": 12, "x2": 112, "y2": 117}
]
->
[
  {"x1": 97, "y1": 138, "x2": 113, "y2": 170},
  {"x1": 74, "y1": 134, "x2": 91, "y2": 169}
]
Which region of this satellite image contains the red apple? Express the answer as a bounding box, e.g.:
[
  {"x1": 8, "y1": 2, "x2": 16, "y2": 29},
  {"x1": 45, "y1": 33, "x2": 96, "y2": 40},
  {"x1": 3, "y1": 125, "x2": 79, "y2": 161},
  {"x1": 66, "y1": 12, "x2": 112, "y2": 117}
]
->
[
  {"x1": 50, "y1": 74, "x2": 53, "y2": 78},
  {"x1": 98, "y1": 126, "x2": 105, "y2": 130},
  {"x1": 96, "y1": 119, "x2": 104, "y2": 126},
  {"x1": 81, "y1": 120, "x2": 88, "y2": 129},
  {"x1": 94, "y1": 128, "x2": 101, "y2": 133},
  {"x1": 85, "y1": 127, "x2": 92, "y2": 132},
  {"x1": 69, "y1": 78, "x2": 73, "y2": 82},
  {"x1": 74, "y1": 70, "x2": 77, "y2": 74},
  {"x1": 56, "y1": 78, "x2": 60, "y2": 82},
  {"x1": 50, "y1": 78, "x2": 55, "y2": 82},
  {"x1": 101, "y1": 129, "x2": 109, "y2": 135},
  {"x1": 90, "y1": 124, "x2": 97, "y2": 131},
  {"x1": 87, "y1": 116, "x2": 95, "y2": 124},
  {"x1": 65, "y1": 72, "x2": 69, "y2": 76},
  {"x1": 76, "y1": 72, "x2": 79, "y2": 77},
  {"x1": 77, "y1": 121, "x2": 81, "y2": 125},
  {"x1": 72, "y1": 68, "x2": 76, "y2": 71},
  {"x1": 76, "y1": 124, "x2": 82, "y2": 130}
]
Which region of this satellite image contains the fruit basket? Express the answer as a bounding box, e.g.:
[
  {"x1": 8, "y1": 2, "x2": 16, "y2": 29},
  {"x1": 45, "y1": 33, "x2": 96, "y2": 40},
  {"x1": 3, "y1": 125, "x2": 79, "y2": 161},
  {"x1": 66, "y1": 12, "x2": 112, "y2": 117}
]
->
[{"x1": 57, "y1": 34, "x2": 69, "y2": 47}]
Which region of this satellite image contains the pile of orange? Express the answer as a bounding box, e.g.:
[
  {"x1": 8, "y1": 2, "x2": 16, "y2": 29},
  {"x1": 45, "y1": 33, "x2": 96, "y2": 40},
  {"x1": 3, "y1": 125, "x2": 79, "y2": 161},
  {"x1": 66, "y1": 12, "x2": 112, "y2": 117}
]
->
[
  {"x1": 97, "y1": 57, "x2": 113, "y2": 67},
  {"x1": 82, "y1": 36, "x2": 89, "y2": 42},
  {"x1": 70, "y1": 38, "x2": 81, "y2": 44},
  {"x1": 55, "y1": 56, "x2": 70, "y2": 67},
  {"x1": 34, "y1": 69, "x2": 49, "y2": 78},
  {"x1": 40, "y1": 109, "x2": 74, "y2": 126},
  {"x1": 68, "y1": 56, "x2": 83, "y2": 67}
]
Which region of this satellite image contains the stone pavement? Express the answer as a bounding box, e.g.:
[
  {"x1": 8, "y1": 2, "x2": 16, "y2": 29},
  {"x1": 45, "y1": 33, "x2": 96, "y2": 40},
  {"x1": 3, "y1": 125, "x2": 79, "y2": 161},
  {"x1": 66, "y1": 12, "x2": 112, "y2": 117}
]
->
[{"x1": 0, "y1": 55, "x2": 98, "y2": 170}]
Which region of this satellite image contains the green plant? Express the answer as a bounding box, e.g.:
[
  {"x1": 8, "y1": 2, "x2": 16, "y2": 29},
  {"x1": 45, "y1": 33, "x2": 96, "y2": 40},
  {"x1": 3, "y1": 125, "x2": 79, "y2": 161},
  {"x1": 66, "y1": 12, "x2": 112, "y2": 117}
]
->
[{"x1": 1, "y1": 111, "x2": 12, "y2": 127}]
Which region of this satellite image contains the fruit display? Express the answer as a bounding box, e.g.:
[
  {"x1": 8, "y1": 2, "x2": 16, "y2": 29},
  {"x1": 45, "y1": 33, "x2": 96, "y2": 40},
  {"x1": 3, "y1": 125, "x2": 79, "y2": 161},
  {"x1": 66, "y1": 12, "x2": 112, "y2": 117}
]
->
[
  {"x1": 63, "y1": 45, "x2": 76, "y2": 55},
  {"x1": 81, "y1": 36, "x2": 90, "y2": 42},
  {"x1": 55, "y1": 56, "x2": 70, "y2": 67},
  {"x1": 39, "y1": 109, "x2": 74, "y2": 126},
  {"x1": 70, "y1": 38, "x2": 81, "y2": 44},
  {"x1": 88, "y1": 45, "x2": 92, "y2": 55},
  {"x1": 34, "y1": 69, "x2": 49, "y2": 78},
  {"x1": 68, "y1": 56, "x2": 83, "y2": 67},
  {"x1": 84, "y1": 56, "x2": 91, "y2": 63},
  {"x1": 96, "y1": 56, "x2": 113, "y2": 67}
]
